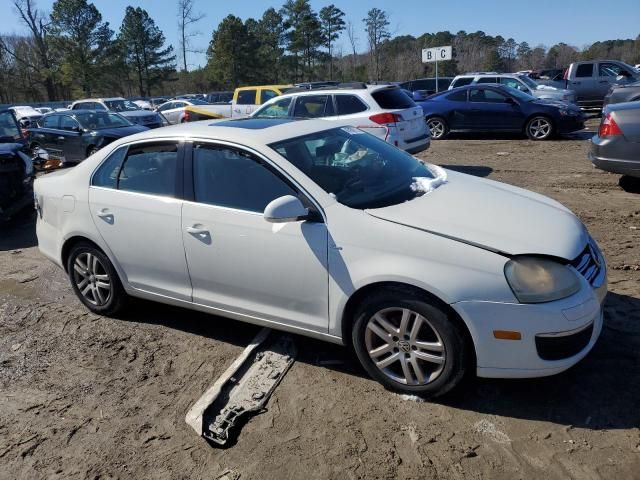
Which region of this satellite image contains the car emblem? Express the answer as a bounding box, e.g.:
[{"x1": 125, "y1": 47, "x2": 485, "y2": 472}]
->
[{"x1": 397, "y1": 340, "x2": 411, "y2": 353}]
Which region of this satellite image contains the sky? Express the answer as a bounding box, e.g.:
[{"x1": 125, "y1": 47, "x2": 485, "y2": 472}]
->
[{"x1": 2, "y1": 0, "x2": 639, "y2": 69}]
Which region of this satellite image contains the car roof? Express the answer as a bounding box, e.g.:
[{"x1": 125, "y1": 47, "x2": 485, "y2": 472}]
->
[
  {"x1": 273, "y1": 84, "x2": 398, "y2": 99},
  {"x1": 236, "y1": 85, "x2": 292, "y2": 91},
  {"x1": 74, "y1": 97, "x2": 125, "y2": 103},
  {"x1": 108, "y1": 118, "x2": 348, "y2": 147}
]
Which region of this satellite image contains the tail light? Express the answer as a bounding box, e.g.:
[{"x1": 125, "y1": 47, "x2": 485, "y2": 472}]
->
[
  {"x1": 369, "y1": 113, "x2": 401, "y2": 125},
  {"x1": 599, "y1": 113, "x2": 623, "y2": 138},
  {"x1": 184, "y1": 109, "x2": 191, "y2": 122}
]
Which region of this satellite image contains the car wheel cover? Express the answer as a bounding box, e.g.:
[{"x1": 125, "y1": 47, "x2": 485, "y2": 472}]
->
[
  {"x1": 364, "y1": 307, "x2": 446, "y2": 386},
  {"x1": 73, "y1": 252, "x2": 112, "y2": 306},
  {"x1": 529, "y1": 118, "x2": 551, "y2": 139},
  {"x1": 427, "y1": 119, "x2": 445, "y2": 138}
]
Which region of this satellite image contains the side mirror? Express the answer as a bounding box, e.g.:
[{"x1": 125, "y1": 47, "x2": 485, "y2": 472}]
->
[{"x1": 264, "y1": 195, "x2": 309, "y2": 223}]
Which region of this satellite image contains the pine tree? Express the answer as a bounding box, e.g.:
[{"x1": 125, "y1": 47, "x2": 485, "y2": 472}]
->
[{"x1": 319, "y1": 5, "x2": 345, "y2": 80}]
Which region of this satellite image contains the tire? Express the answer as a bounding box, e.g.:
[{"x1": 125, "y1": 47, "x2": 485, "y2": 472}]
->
[
  {"x1": 525, "y1": 116, "x2": 554, "y2": 140},
  {"x1": 86, "y1": 146, "x2": 99, "y2": 158},
  {"x1": 67, "y1": 242, "x2": 128, "y2": 316},
  {"x1": 426, "y1": 116, "x2": 449, "y2": 140},
  {"x1": 351, "y1": 288, "x2": 470, "y2": 398}
]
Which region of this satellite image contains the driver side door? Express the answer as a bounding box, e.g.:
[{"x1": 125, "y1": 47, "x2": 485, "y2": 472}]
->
[{"x1": 181, "y1": 142, "x2": 329, "y2": 332}]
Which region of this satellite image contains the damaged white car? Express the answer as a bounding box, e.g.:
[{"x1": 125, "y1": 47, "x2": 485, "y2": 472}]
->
[{"x1": 34, "y1": 118, "x2": 607, "y2": 397}]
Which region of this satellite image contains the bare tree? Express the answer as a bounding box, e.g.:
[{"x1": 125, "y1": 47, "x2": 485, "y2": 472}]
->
[
  {"x1": 11, "y1": 0, "x2": 58, "y2": 100},
  {"x1": 177, "y1": 0, "x2": 205, "y2": 72},
  {"x1": 346, "y1": 20, "x2": 358, "y2": 79}
]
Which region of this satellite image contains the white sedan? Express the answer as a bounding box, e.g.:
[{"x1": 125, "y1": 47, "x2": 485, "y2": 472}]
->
[{"x1": 34, "y1": 118, "x2": 607, "y2": 396}]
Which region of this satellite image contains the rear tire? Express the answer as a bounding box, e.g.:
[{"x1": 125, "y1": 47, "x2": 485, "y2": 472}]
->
[
  {"x1": 526, "y1": 116, "x2": 554, "y2": 140},
  {"x1": 426, "y1": 117, "x2": 449, "y2": 140},
  {"x1": 86, "y1": 146, "x2": 99, "y2": 158},
  {"x1": 67, "y1": 242, "x2": 128, "y2": 316},
  {"x1": 351, "y1": 288, "x2": 470, "y2": 398}
]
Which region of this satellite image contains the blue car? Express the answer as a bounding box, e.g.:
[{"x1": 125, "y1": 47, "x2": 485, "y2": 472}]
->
[{"x1": 415, "y1": 84, "x2": 585, "y2": 140}]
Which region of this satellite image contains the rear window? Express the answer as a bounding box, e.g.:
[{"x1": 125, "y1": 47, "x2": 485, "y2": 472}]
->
[
  {"x1": 477, "y1": 77, "x2": 498, "y2": 84},
  {"x1": 237, "y1": 90, "x2": 257, "y2": 105},
  {"x1": 335, "y1": 95, "x2": 368, "y2": 115},
  {"x1": 450, "y1": 77, "x2": 473, "y2": 88},
  {"x1": 371, "y1": 88, "x2": 415, "y2": 109},
  {"x1": 446, "y1": 90, "x2": 467, "y2": 102},
  {"x1": 576, "y1": 64, "x2": 594, "y2": 78}
]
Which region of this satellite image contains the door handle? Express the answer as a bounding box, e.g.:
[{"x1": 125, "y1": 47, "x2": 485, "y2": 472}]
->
[
  {"x1": 96, "y1": 208, "x2": 112, "y2": 218},
  {"x1": 57, "y1": 136, "x2": 65, "y2": 141},
  {"x1": 598, "y1": 81, "x2": 609, "y2": 84},
  {"x1": 186, "y1": 225, "x2": 209, "y2": 235}
]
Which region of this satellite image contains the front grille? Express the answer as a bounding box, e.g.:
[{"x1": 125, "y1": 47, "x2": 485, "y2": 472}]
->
[
  {"x1": 535, "y1": 323, "x2": 594, "y2": 361},
  {"x1": 571, "y1": 238, "x2": 605, "y2": 288}
]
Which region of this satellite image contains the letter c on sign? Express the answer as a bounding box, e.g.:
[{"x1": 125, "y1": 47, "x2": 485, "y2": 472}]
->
[{"x1": 440, "y1": 49, "x2": 446, "y2": 59}]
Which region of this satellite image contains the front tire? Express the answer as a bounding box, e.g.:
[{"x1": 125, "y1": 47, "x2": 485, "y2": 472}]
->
[
  {"x1": 86, "y1": 146, "x2": 99, "y2": 158},
  {"x1": 426, "y1": 116, "x2": 449, "y2": 140},
  {"x1": 351, "y1": 288, "x2": 470, "y2": 397},
  {"x1": 526, "y1": 116, "x2": 554, "y2": 140},
  {"x1": 67, "y1": 242, "x2": 128, "y2": 316}
]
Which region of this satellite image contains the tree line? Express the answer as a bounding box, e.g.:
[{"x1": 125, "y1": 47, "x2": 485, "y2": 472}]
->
[{"x1": 2, "y1": 0, "x2": 639, "y2": 103}]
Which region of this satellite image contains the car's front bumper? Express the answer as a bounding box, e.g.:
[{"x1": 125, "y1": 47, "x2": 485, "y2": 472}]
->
[
  {"x1": 452, "y1": 274, "x2": 607, "y2": 379},
  {"x1": 556, "y1": 115, "x2": 586, "y2": 134}
]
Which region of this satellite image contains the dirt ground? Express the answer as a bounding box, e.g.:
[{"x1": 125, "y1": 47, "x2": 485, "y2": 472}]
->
[{"x1": 1, "y1": 120, "x2": 639, "y2": 480}]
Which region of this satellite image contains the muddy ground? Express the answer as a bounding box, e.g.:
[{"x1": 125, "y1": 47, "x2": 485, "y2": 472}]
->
[{"x1": 1, "y1": 121, "x2": 639, "y2": 479}]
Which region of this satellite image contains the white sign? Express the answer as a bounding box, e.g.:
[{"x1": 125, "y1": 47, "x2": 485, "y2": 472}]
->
[{"x1": 422, "y1": 46, "x2": 452, "y2": 63}]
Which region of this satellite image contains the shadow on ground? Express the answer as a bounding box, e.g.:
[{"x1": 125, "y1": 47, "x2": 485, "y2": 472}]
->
[
  {"x1": 0, "y1": 210, "x2": 37, "y2": 251},
  {"x1": 619, "y1": 175, "x2": 640, "y2": 194},
  {"x1": 119, "y1": 291, "x2": 640, "y2": 431},
  {"x1": 440, "y1": 165, "x2": 493, "y2": 177}
]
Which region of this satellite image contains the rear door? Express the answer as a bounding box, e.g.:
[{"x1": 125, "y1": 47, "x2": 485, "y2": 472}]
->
[
  {"x1": 89, "y1": 141, "x2": 191, "y2": 300},
  {"x1": 234, "y1": 89, "x2": 258, "y2": 117},
  {"x1": 335, "y1": 94, "x2": 386, "y2": 139},
  {"x1": 31, "y1": 114, "x2": 60, "y2": 155},
  {"x1": 597, "y1": 62, "x2": 632, "y2": 97},
  {"x1": 370, "y1": 88, "x2": 426, "y2": 143},
  {"x1": 292, "y1": 94, "x2": 335, "y2": 119},
  {"x1": 570, "y1": 63, "x2": 597, "y2": 101}
]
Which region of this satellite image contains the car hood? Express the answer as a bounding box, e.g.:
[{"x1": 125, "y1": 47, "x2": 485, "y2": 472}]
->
[
  {"x1": 91, "y1": 125, "x2": 148, "y2": 137},
  {"x1": 119, "y1": 110, "x2": 154, "y2": 119},
  {"x1": 0, "y1": 142, "x2": 23, "y2": 154},
  {"x1": 365, "y1": 169, "x2": 587, "y2": 260}
]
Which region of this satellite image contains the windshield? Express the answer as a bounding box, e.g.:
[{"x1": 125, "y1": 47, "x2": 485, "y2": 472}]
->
[
  {"x1": 517, "y1": 75, "x2": 540, "y2": 90},
  {"x1": 75, "y1": 112, "x2": 133, "y2": 129},
  {"x1": 0, "y1": 111, "x2": 22, "y2": 141},
  {"x1": 503, "y1": 86, "x2": 535, "y2": 102},
  {"x1": 190, "y1": 98, "x2": 210, "y2": 105},
  {"x1": 270, "y1": 127, "x2": 442, "y2": 209},
  {"x1": 104, "y1": 99, "x2": 141, "y2": 112}
]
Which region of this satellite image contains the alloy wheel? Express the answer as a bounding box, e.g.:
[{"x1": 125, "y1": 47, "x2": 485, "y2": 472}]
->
[
  {"x1": 73, "y1": 252, "x2": 112, "y2": 306},
  {"x1": 528, "y1": 118, "x2": 552, "y2": 139},
  {"x1": 364, "y1": 307, "x2": 446, "y2": 386},
  {"x1": 427, "y1": 119, "x2": 446, "y2": 139}
]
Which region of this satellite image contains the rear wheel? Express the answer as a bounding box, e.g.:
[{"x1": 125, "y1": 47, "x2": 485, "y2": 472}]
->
[
  {"x1": 86, "y1": 146, "x2": 99, "y2": 158},
  {"x1": 426, "y1": 117, "x2": 449, "y2": 140},
  {"x1": 67, "y1": 242, "x2": 128, "y2": 316},
  {"x1": 526, "y1": 116, "x2": 553, "y2": 140},
  {"x1": 351, "y1": 288, "x2": 470, "y2": 397}
]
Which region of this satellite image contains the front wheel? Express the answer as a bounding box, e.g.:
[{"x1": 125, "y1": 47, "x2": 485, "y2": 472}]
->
[
  {"x1": 426, "y1": 117, "x2": 449, "y2": 140},
  {"x1": 67, "y1": 243, "x2": 128, "y2": 316},
  {"x1": 351, "y1": 289, "x2": 470, "y2": 397},
  {"x1": 86, "y1": 146, "x2": 99, "y2": 158},
  {"x1": 526, "y1": 116, "x2": 554, "y2": 140}
]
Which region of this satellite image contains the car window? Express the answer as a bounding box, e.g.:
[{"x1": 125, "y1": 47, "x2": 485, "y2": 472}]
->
[
  {"x1": 59, "y1": 115, "x2": 79, "y2": 131},
  {"x1": 260, "y1": 89, "x2": 279, "y2": 104},
  {"x1": 270, "y1": 127, "x2": 436, "y2": 209},
  {"x1": 254, "y1": 97, "x2": 292, "y2": 118},
  {"x1": 92, "y1": 147, "x2": 128, "y2": 188},
  {"x1": 192, "y1": 144, "x2": 297, "y2": 213},
  {"x1": 117, "y1": 143, "x2": 178, "y2": 197},
  {"x1": 41, "y1": 115, "x2": 59, "y2": 129},
  {"x1": 598, "y1": 63, "x2": 624, "y2": 77},
  {"x1": 575, "y1": 64, "x2": 594, "y2": 78},
  {"x1": 94, "y1": 103, "x2": 108, "y2": 111},
  {"x1": 158, "y1": 102, "x2": 174, "y2": 112},
  {"x1": 451, "y1": 77, "x2": 473, "y2": 88},
  {"x1": 75, "y1": 112, "x2": 131, "y2": 129},
  {"x1": 335, "y1": 95, "x2": 368, "y2": 115},
  {"x1": 371, "y1": 88, "x2": 415, "y2": 109},
  {"x1": 477, "y1": 77, "x2": 498, "y2": 84},
  {"x1": 0, "y1": 111, "x2": 22, "y2": 139},
  {"x1": 412, "y1": 79, "x2": 436, "y2": 91},
  {"x1": 72, "y1": 102, "x2": 87, "y2": 110},
  {"x1": 174, "y1": 101, "x2": 187, "y2": 108},
  {"x1": 236, "y1": 89, "x2": 257, "y2": 105},
  {"x1": 293, "y1": 95, "x2": 334, "y2": 118},
  {"x1": 445, "y1": 90, "x2": 467, "y2": 102},
  {"x1": 500, "y1": 78, "x2": 527, "y2": 91},
  {"x1": 469, "y1": 88, "x2": 508, "y2": 103}
]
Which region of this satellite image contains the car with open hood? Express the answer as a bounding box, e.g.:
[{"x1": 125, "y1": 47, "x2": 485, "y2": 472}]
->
[
  {"x1": 34, "y1": 118, "x2": 606, "y2": 397},
  {"x1": 28, "y1": 110, "x2": 147, "y2": 166},
  {"x1": 0, "y1": 109, "x2": 35, "y2": 220}
]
